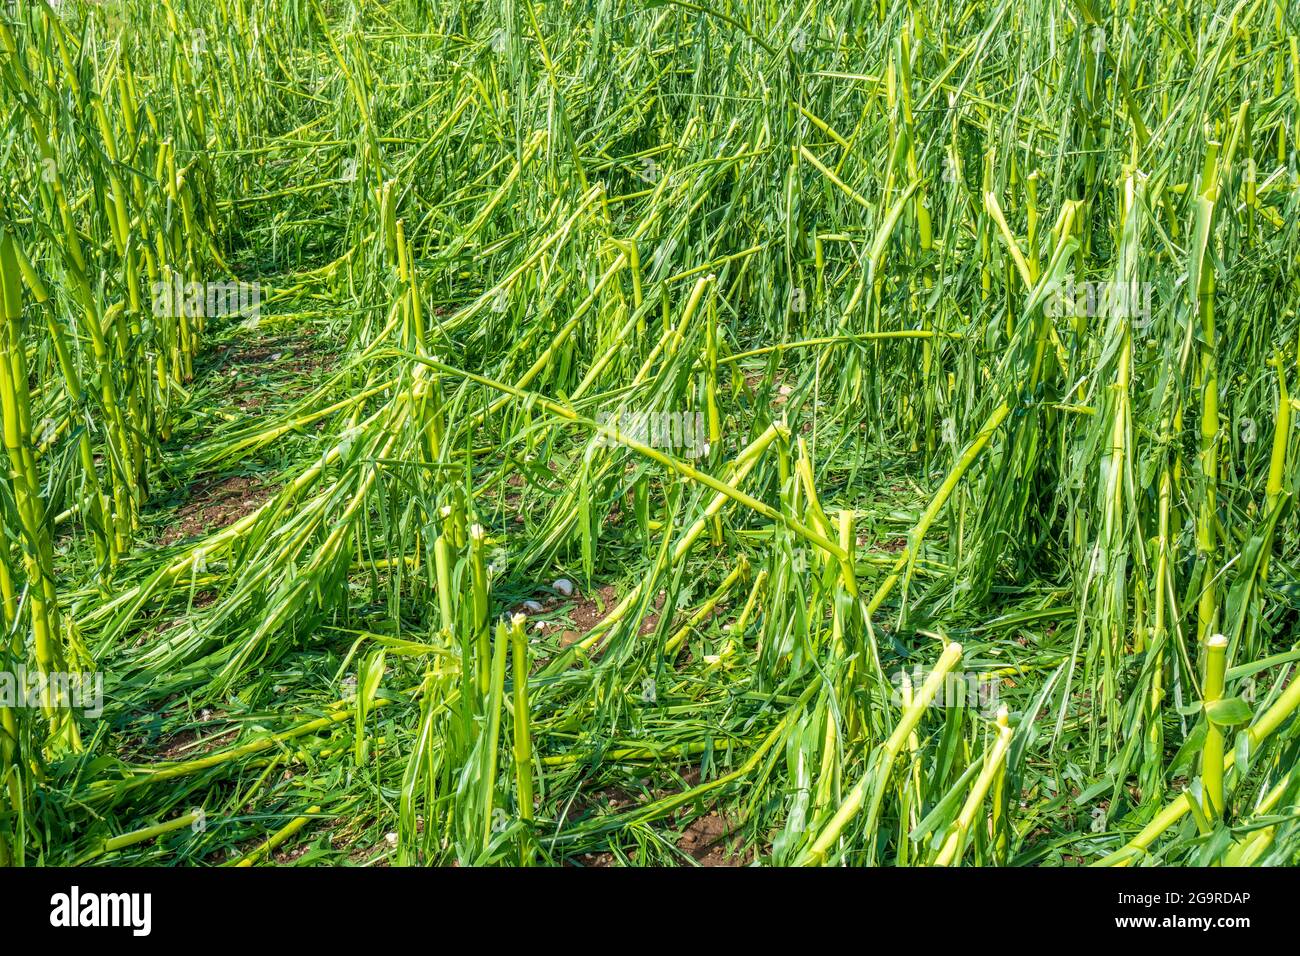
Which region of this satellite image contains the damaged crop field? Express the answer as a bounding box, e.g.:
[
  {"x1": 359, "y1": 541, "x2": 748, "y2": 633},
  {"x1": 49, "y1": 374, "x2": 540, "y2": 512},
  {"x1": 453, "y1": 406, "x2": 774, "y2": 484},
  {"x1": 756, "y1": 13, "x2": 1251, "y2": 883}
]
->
[{"x1": 0, "y1": 0, "x2": 1299, "y2": 873}]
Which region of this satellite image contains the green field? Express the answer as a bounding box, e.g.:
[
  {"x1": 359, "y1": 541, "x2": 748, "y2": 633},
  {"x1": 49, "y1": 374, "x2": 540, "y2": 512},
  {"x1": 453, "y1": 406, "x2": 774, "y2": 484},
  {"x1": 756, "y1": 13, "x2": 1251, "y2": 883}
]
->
[{"x1": 0, "y1": 0, "x2": 1298, "y2": 867}]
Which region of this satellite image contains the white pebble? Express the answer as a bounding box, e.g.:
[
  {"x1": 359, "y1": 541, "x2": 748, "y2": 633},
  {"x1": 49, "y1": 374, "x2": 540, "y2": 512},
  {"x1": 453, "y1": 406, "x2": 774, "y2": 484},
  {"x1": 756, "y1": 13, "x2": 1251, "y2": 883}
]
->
[
  {"x1": 552, "y1": 578, "x2": 575, "y2": 597},
  {"x1": 521, "y1": 600, "x2": 544, "y2": 614}
]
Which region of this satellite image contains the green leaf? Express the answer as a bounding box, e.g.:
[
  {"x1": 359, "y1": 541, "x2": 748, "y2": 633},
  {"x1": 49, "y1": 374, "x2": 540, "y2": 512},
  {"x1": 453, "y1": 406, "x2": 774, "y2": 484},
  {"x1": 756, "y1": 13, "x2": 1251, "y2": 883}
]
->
[
  {"x1": 1204, "y1": 696, "x2": 1253, "y2": 728},
  {"x1": 353, "y1": 649, "x2": 387, "y2": 764},
  {"x1": 1234, "y1": 731, "x2": 1252, "y2": 777}
]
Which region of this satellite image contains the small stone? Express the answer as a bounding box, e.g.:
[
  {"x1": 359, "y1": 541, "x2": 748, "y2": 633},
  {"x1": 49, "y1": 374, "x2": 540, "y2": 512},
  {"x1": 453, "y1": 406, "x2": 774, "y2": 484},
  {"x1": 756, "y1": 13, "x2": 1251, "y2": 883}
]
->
[
  {"x1": 521, "y1": 600, "x2": 544, "y2": 614},
  {"x1": 552, "y1": 578, "x2": 575, "y2": 597}
]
